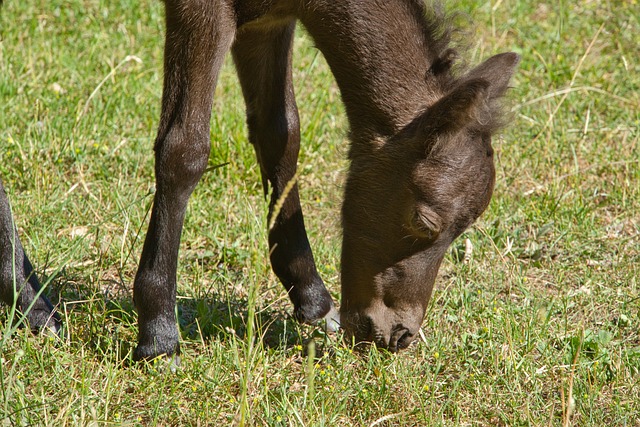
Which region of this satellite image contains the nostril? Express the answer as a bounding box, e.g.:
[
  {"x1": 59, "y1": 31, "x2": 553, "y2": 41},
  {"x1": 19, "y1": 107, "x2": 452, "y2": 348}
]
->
[
  {"x1": 389, "y1": 327, "x2": 415, "y2": 352},
  {"x1": 397, "y1": 330, "x2": 415, "y2": 350}
]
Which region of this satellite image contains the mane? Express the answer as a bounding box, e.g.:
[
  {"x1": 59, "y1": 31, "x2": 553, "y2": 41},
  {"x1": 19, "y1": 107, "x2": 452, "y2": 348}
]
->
[
  {"x1": 409, "y1": 0, "x2": 511, "y2": 133},
  {"x1": 408, "y1": 0, "x2": 467, "y2": 87}
]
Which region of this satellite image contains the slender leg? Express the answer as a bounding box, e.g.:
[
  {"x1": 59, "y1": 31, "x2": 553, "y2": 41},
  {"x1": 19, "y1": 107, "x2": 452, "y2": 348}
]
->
[
  {"x1": 0, "y1": 179, "x2": 60, "y2": 332},
  {"x1": 133, "y1": 0, "x2": 236, "y2": 360},
  {"x1": 232, "y1": 21, "x2": 337, "y2": 326}
]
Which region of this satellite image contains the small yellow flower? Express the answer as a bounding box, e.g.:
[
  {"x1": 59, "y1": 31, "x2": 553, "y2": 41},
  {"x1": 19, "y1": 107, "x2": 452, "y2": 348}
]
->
[
  {"x1": 423, "y1": 385, "x2": 429, "y2": 391},
  {"x1": 433, "y1": 352, "x2": 440, "y2": 359}
]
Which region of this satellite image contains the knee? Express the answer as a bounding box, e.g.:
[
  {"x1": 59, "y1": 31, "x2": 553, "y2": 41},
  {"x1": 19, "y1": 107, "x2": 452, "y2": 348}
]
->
[{"x1": 155, "y1": 125, "x2": 210, "y2": 190}]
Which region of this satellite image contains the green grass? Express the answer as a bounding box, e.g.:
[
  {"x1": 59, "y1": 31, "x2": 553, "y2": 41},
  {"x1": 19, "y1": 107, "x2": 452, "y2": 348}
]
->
[{"x1": 1, "y1": 0, "x2": 639, "y2": 425}]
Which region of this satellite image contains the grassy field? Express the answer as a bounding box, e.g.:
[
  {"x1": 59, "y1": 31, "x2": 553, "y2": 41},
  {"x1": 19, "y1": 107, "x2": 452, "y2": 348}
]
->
[{"x1": 1, "y1": 0, "x2": 638, "y2": 425}]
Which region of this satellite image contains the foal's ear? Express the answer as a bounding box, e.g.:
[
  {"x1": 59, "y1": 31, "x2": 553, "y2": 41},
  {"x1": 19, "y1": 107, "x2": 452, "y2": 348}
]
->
[
  {"x1": 464, "y1": 52, "x2": 520, "y2": 99},
  {"x1": 414, "y1": 52, "x2": 519, "y2": 145},
  {"x1": 418, "y1": 78, "x2": 491, "y2": 137}
]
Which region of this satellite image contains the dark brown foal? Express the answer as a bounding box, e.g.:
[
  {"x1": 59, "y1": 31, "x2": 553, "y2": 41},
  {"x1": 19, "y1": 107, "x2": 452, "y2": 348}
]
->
[{"x1": 1, "y1": 0, "x2": 518, "y2": 358}]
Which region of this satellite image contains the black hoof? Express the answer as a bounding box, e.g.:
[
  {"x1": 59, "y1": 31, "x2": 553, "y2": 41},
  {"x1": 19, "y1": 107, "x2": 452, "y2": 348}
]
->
[
  {"x1": 293, "y1": 281, "x2": 340, "y2": 332},
  {"x1": 133, "y1": 336, "x2": 180, "y2": 362},
  {"x1": 134, "y1": 316, "x2": 180, "y2": 362},
  {"x1": 26, "y1": 307, "x2": 62, "y2": 336}
]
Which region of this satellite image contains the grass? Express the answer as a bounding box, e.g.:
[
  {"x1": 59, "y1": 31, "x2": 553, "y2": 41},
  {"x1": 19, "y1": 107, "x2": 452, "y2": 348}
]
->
[{"x1": 1, "y1": 0, "x2": 638, "y2": 425}]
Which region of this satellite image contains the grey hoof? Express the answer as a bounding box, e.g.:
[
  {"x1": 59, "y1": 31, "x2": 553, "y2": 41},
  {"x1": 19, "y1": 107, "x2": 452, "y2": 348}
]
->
[
  {"x1": 320, "y1": 306, "x2": 341, "y2": 333},
  {"x1": 166, "y1": 355, "x2": 181, "y2": 373},
  {"x1": 148, "y1": 354, "x2": 181, "y2": 373}
]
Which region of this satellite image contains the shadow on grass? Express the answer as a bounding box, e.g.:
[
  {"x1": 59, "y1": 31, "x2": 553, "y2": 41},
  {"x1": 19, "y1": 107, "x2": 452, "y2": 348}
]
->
[
  {"x1": 21, "y1": 267, "x2": 307, "y2": 365},
  {"x1": 176, "y1": 296, "x2": 304, "y2": 350}
]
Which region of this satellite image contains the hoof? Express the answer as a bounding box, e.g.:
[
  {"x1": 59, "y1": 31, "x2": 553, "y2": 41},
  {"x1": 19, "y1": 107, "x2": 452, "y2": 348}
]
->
[
  {"x1": 28, "y1": 309, "x2": 62, "y2": 336},
  {"x1": 318, "y1": 305, "x2": 341, "y2": 333},
  {"x1": 134, "y1": 316, "x2": 180, "y2": 362},
  {"x1": 133, "y1": 342, "x2": 180, "y2": 363},
  {"x1": 166, "y1": 354, "x2": 181, "y2": 373},
  {"x1": 135, "y1": 351, "x2": 181, "y2": 373},
  {"x1": 155, "y1": 354, "x2": 182, "y2": 374},
  {"x1": 301, "y1": 303, "x2": 341, "y2": 333},
  {"x1": 292, "y1": 281, "x2": 338, "y2": 328}
]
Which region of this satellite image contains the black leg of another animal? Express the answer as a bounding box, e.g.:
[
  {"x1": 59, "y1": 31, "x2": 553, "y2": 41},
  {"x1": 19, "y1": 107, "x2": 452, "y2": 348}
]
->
[
  {"x1": 0, "y1": 180, "x2": 60, "y2": 332},
  {"x1": 133, "y1": 1, "x2": 235, "y2": 361},
  {"x1": 233, "y1": 21, "x2": 335, "y2": 325}
]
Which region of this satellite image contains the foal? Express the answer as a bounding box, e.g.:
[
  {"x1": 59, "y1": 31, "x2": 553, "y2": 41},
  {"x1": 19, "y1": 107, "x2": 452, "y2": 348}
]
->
[{"x1": 0, "y1": 0, "x2": 518, "y2": 357}]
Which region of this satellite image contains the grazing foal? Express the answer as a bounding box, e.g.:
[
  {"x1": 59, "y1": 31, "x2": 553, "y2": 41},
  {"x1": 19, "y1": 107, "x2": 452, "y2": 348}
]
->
[{"x1": 0, "y1": 0, "x2": 518, "y2": 357}]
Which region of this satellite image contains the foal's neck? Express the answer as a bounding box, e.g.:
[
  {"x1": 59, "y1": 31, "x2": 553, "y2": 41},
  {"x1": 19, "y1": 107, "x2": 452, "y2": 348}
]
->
[{"x1": 297, "y1": 0, "x2": 443, "y2": 145}]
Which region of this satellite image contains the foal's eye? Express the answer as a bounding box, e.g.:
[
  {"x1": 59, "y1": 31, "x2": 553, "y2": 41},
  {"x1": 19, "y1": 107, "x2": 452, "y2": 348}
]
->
[{"x1": 409, "y1": 203, "x2": 442, "y2": 240}]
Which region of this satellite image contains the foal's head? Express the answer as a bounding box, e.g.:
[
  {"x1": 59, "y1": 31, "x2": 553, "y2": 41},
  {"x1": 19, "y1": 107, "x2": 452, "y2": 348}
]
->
[{"x1": 340, "y1": 52, "x2": 519, "y2": 351}]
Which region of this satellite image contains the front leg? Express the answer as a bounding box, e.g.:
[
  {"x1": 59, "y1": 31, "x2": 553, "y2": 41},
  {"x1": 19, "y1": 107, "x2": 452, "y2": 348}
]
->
[
  {"x1": 133, "y1": 0, "x2": 236, "y2": 361},
  {"x1": 232, "y1": 21, "x2": 338, "y2": 329}
]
